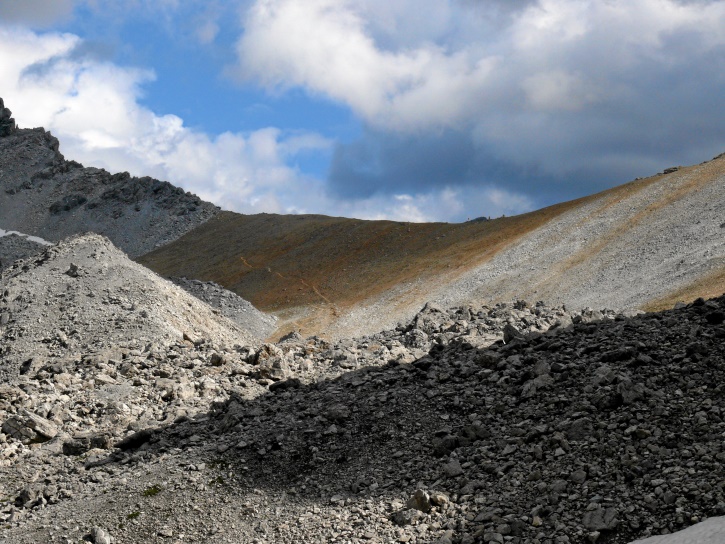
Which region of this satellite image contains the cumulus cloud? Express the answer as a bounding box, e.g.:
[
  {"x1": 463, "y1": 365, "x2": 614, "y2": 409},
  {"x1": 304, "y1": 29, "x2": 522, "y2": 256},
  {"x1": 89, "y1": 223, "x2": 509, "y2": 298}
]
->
[
  {"x1": 2, "y1": 25, "x2": 493, "y2": 223},
  {"x1": 5, "y1": 1, "x2": 725, "y2": 223},
  {"x1": 235, "y1": 0, "x2": 499, "y2": 131},
  {"x1": 235, "y1": 0, "x2": 725, "y2": 209},
  {"x1": 0, "y1": 26, "x2": 334, "y2": 216}
]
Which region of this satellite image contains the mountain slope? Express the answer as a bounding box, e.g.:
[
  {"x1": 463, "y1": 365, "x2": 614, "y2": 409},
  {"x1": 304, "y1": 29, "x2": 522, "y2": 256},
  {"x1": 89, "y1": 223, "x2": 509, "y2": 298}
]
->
[
  {"x1": 138, "y1": 156, "x2": 725, "y2": 339},
  {"x1": 432, "y1": 157, "x2": 725, "y2": 313},
  {"x1": 137, "y1": 204, "x2": 581, "y2": 336},
  {"x1": 1, "y1": 96, "x2": 722, "y2": 340},
  {"x1": 1, "y1": 98, "x2": 725, "y2": 544}
]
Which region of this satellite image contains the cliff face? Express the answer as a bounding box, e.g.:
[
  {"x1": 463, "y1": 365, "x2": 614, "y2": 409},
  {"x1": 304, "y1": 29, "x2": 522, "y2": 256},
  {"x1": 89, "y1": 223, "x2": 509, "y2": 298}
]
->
[{"x1": 0, "y1": 98, "x2": 219, "y2": 258}]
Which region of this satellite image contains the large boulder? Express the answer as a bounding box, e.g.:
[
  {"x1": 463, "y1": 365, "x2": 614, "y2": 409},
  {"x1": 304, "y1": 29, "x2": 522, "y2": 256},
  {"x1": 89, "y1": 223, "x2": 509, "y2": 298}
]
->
[{"x1": 2, "y1": 411, "x2": 58, "y2": 443}]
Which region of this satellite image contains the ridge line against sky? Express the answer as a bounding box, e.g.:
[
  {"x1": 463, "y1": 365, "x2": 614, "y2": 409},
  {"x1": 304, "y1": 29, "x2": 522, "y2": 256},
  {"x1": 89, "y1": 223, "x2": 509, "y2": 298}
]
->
[{"x1": 1, "y1": 0, "x2": 724, "y2": 223}]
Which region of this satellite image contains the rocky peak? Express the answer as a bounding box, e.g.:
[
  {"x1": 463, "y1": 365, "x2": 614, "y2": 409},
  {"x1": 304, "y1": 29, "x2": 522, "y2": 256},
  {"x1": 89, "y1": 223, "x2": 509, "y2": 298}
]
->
[
  {"x1": 0, "y1": 97, "x2": 17, "y2": 137},
  {"x1": 0, "y1": 111, "x2": 220, "y2": 257}
]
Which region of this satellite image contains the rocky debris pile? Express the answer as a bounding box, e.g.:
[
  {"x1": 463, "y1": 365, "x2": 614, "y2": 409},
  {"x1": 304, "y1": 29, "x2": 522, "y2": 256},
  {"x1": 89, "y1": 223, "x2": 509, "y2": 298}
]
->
[
  {"x1": 0, "y1": 293, "x2": 620, "y2": 542},
  {"x1": 0, "y1": 233, "x2": 261, "y2": 384},
  {"x1": 171, "y1": 277, "x2": 277, "y2": 341},
  {"x1": 0, "y1": 97, "x2": 218, "y2": 257},
  {"x1": 0, "y1": 98, "x2": 16, "y2": 137},
  {"x1": 224, "y1": 299, "x2": 619, "y2": 391},
  {"x1": 0, "y1": 233, "x2": 46, "y2": 272},
  {"x1": 201, "y1": 294, "x2": 725, "y2": 544},
  {"x1": 0, "y1": 333, "x2": 268, "y2": 466},
  {"x1": 5, "y1": 288, "x2": 724, "y2": 543}
]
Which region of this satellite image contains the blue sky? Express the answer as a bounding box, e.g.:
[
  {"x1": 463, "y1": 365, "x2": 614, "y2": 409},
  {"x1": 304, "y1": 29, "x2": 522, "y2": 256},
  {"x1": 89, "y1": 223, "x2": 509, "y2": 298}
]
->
[{"x1": 1, "y1": 0, "x2": 725, "y2": 222}]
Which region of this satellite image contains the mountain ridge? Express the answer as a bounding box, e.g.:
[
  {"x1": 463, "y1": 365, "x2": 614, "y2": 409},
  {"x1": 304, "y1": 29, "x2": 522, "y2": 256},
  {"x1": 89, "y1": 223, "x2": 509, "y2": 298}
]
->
[
  {"x1": 1, "y1": 97, "x2": 722, "y2": 341},
  {"x1": 0, "y1": 125, "x2": 218, "y2": 258}
]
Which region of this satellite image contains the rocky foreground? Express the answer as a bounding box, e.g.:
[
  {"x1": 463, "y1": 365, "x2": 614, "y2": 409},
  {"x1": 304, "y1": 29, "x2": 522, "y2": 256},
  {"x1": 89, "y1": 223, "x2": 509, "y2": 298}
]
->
[{"x1": 1, "y1": 233, "x2": 724, "y2": 544}]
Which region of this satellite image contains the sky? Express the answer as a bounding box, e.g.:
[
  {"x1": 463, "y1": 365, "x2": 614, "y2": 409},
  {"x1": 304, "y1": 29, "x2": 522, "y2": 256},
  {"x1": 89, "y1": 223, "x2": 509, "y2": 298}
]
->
[{"x1": 1, "y1": 0, "x2": 724, "y2": 223}]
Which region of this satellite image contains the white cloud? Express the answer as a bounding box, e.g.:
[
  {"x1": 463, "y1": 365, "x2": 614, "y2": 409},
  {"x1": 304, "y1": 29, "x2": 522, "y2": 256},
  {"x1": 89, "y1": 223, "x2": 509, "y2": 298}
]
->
[
  {"x1": 235, "y1": 0, "x2": 725, "y2": 194},
  {"x1": 2, "y1": 25, "x2": 523, "y2": 223},
  {"x1": 5, "y1": 1, "x2": 725, "y2": 224},
  {"x1": 236, "y1": 0, "x2": 725, "y2": 130},
  {"x1": 235, "y1": 0, "x2": 498, "y2": 131},
  {"x1": 0, "y1": 25, "x2": 332, "y2": 216}
]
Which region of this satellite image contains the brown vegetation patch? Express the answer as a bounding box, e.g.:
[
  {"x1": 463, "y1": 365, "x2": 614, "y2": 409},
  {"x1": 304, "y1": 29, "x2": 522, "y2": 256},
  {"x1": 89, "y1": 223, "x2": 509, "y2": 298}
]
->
[
  {"x1": 137, "y1": 199, "x2": 583, "y2": 336},
  {"x1": 643, "y1": 263, "x2": 725, "y2": 312}
]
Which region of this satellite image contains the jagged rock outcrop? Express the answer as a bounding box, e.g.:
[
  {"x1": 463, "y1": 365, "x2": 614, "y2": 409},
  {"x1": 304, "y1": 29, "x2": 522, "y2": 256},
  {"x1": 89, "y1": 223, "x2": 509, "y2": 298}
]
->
[
  {"x1": 0, "y1": 97, "x2": 218, "y2": 258},
  {"x1": 0, "y1": 98, "x2": 16, "y2": 137}
]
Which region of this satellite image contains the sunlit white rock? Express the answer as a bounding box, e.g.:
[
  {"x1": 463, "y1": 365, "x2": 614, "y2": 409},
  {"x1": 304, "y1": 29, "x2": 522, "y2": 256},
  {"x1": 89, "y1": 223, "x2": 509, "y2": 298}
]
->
[{"x1": 630, "y1": 517, "x2": 725, "y2": 544}]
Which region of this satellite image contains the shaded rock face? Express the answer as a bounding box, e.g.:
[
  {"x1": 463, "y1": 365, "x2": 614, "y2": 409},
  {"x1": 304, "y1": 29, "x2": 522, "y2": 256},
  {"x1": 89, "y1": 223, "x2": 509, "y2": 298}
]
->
[
  {"x1": 0, "y1": 97, "x2": 218, "y2": 258},
  {"x1": 0, "y1": 233, "x2": 46, "y2": 272},
  {"x1": 0, "y1": 98, "x2": 17, "y2": 137}
]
